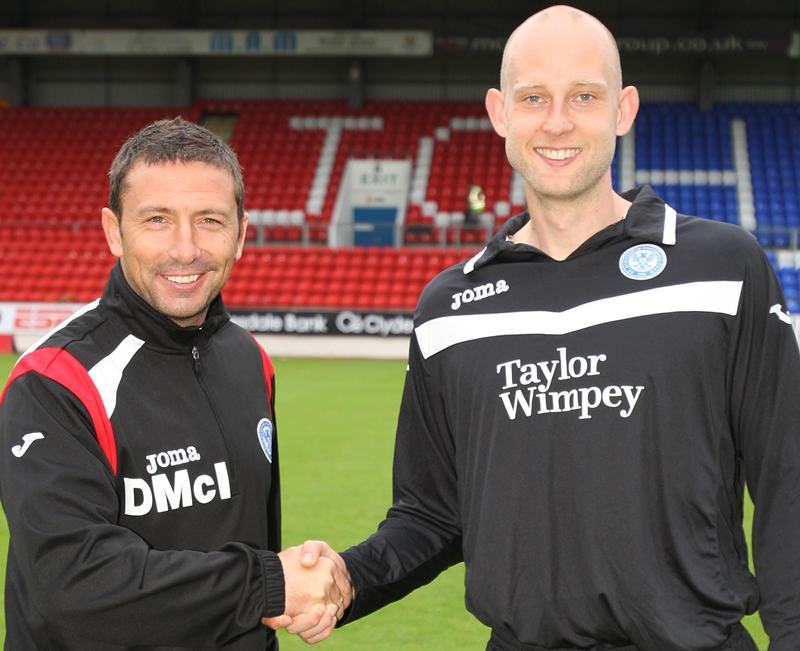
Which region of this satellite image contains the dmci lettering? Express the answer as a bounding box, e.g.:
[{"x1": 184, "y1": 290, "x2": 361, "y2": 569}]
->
[
  {"x1": 451, "y1": 280, "x2": 509, "y2": 310},
  {"x1": 124, "y1": 462, "x2": 231, "y2": 516},
  {"x1": 496, "y1": 347, "x2": 644, "y2": 421}
]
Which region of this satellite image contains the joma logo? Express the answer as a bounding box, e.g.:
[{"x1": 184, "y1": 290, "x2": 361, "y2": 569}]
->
[{"x1": 451, "y1": 280, "x2": 509, "y2": 310}]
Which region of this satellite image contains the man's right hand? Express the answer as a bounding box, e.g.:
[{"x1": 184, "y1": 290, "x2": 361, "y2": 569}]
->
[
  {"x1": 277, "y1": 545, "x2": 344, "y2": 618},
  {"x1": 262, "y1": 541, "x2": 352, "y2": 643}
]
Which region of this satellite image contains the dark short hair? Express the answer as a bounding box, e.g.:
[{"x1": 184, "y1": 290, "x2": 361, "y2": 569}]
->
[{"x1": 108, "y1": 117, "x2": 244, "y2": 220}]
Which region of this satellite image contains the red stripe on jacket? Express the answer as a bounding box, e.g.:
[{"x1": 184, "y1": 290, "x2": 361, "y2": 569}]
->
[
  {"x1": 249, "y1": 335, "x2": 274, "y2": 403},
  {"x1": 1, "y1": 348, "x2": 118, "y2": 475}
]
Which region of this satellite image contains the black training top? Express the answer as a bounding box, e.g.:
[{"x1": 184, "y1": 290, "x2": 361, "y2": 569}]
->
[
  {"x1": 0, "y1": 263, "x2": 283, "y2": 649},
  {"x1": 342, "y1": 186, "x2": 800, "y2": 650}
]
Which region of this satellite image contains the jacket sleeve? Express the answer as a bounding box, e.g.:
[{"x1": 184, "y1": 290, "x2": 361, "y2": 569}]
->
[
  {"x1": 267, "y1": 364, "x2": 281, "y2": 554},
  {"x1": 727, "y1": 244, "x2": 800, "y2": 650},
  {"x1": 0, "y1": 371, "x2": 285, "y2": 647},
  {"x1": 340, "y1": 333, "x2": 463, "y2": 623}
]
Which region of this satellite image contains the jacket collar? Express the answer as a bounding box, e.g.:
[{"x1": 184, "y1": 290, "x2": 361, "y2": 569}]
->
[
  {"x1": 100, "y1": 262, "x2": 229, "y2": 352},
  {"x1": 464, "y1": 185, "x2": 677, "y2": 274}
]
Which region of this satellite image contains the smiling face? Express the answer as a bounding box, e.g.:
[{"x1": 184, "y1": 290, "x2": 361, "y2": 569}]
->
[
  {"x1": 486, "y1": 7, "x2": 638, "y2": 206},
  {"x1": 102, "y1": 160, "x2": 248, "y2": 327}
]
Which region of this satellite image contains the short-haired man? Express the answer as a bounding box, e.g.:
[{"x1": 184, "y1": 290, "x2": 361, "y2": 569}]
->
[
  {"x1": 0, "y1": 117, "x2": 347, "y2": 649},
  {"x1": 291, "y1": 6, "x2": 800, "y2": 649}
]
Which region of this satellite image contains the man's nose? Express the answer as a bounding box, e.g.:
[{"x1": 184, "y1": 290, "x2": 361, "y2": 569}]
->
[
  {"x1": 169, "y1": 220, "x2": 201, "y2": 264},
  {"x1": 542, "y1": 99, "x2": 575, "y2": 137}
]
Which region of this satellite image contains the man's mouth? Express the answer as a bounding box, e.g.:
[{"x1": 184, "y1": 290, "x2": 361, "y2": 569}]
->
[
  {"x1": 164, "y1": 274, "x2": 201, "y2": 284},
  {"x1": 535, "y1": 147, "x2": 582, "y2": 161}
]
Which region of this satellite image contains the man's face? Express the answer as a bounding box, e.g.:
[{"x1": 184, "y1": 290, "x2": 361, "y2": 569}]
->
[
  {"x1": 102, "y1": 160, "x2": 247, "y2": 327},
  {"x1": 488, "y1": 22, "x2": 634, "y2": 204}
]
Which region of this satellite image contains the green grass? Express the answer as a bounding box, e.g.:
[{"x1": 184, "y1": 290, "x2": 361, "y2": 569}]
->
[
  {"x1": 0, "y1": 353, "x2": 769, "y2": 648},
  {"x1": 1, "y1": 353, "x2": 11, "y2": 641},
  {"x1": 273, "y1": 358, "x2": 489, "y2": 650}
]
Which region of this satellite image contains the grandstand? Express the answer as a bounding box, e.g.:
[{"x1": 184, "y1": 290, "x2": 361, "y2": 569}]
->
[
  {"x1": 1, "y1": 99, "x2": 800, "y2": 315},
  {"x1": 0, "y1": 1, "x2": 799, "y2": 335}
]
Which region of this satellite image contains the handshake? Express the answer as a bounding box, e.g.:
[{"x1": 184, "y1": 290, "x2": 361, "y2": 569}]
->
[{"x1": 263, "y1": 540, "x2": 352, "y2": 644}]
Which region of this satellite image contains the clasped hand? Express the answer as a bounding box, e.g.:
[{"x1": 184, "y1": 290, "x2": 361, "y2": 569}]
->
[{"x1": 262, "y1": 541, "x2": 352, "y2": 644}]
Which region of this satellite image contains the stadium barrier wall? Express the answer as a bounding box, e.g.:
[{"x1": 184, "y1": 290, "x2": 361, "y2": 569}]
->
[
  {"x1": 0, "y1": 302, "x2": 412, "y2": 360},
  {"x1": 3, "y1": 302, "x2": 800, "y2": 360}
]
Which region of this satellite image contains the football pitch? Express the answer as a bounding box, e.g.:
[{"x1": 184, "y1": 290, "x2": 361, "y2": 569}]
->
[{"x1": 0, "y1": 353, "x2": 768, "y2": 649}]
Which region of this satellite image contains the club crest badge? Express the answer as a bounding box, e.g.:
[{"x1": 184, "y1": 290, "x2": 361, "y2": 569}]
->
[
  {"x1": 619, "y1": 244, "x2": 667, "y2": 280},
  {"x1": 257, "y1": 418, "x2": 273, "y2": 463}
]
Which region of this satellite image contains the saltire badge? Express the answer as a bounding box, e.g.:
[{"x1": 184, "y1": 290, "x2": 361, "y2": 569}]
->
[
  {"x1": 619, "y1": 244, "x2": 667, "y2": 280},
  {"x1": 257, "y1": 417, "x2": 273, "y2": 463}
]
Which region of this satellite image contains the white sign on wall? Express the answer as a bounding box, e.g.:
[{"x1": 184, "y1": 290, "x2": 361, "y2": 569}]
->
[
  {"x1": 0, "y1": 303, "x2": 81, "y2": 334},
  {"x1": 0, "y1": 30, "x2": 432, "y2": 57}
]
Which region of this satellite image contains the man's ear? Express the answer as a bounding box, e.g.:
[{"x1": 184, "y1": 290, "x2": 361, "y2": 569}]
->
[
  {"x1": 615, "y1": 85, "x2": 640, "y2": 137},
  {"x1": 485, "y1": 88, "x2": 508, "y2": 138},
  {"x1": 236, "y1": 212, "x2": 249, "y2": 261},
  {"x1": 101, "y1": 207, "x2": 123, "y2": 258}
]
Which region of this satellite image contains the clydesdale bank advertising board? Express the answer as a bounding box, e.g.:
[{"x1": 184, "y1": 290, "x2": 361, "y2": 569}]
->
[{"x1": 230, "y1": 309, "x2": 414, "y2": 337}]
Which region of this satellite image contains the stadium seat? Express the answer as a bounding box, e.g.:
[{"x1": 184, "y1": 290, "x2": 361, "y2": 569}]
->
[{"x1": 3, "y1": 100, "x2": 800, "y2": 313}]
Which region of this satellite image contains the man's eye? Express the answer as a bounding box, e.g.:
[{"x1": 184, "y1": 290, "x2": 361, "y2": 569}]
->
[
  {"x1": 525, "y1": 95, "x2": 543, "y2": 105},
  {"x1": 148, "y1": 215, "x2": 166, "y2": 223},
  {"x1": 576, "y1": 93, "x2": 594, "y2": 102}
]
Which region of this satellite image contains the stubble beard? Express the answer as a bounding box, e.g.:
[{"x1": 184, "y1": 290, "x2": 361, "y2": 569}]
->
[
  {"x1": 156, "y1": 293, "x2": 213, "y2": 327},
  {"x1": 125, "y1": 264, "x2": 218, "y2": 328},
  {"x1": 507, "y1": 134, "x2": 616, "y2": 205}
]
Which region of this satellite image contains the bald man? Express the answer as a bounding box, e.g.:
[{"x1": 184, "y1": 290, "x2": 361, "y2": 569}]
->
[
  {"x1": 487, "y1": 5, "x2": 638, "y2": 261},
  {"x1": 283, "y1": 5, "x2": 800, "y2": 649}
]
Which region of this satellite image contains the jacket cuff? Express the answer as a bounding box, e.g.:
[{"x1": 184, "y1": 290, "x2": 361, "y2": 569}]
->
[
  {"x1": 335, "y1": 552, "x2": 365, "y2": 626},
  {"x1": 259, "y1": 550, "x2": 286, "y2": 617}
]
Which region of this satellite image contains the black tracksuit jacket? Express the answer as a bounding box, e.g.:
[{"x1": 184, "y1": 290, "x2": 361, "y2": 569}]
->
[
  {"x1": 341, "y1": 186, "x2": 800, "y2": 650},
  {"x1": 0, "y1": 264, "x2": 284, "y2": 649}
]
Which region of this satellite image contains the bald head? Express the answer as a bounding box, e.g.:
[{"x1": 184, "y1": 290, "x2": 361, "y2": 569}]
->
[
  {"x1": 484, "y1": 4, "x2": 639, "y2": 218},
  {"x1": 500, "y1": 5, "x2": 622, "y2": 93}
]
